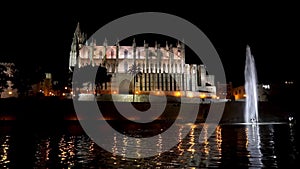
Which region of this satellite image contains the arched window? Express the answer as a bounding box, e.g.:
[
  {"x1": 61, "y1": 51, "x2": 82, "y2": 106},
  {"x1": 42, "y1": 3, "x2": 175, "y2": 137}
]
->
[
  {"x1": 138, "y1": 50, "x2": 141, "y2": 59},
  {"x1": 124, "y1": 49, "x2": 128, "y2": 59},
  {"x1": 99, "y1": 50, "x2": 103, "y2": 59},
  {"x1": 110, "y1": 49, "x2": 114, "y2": 58}
]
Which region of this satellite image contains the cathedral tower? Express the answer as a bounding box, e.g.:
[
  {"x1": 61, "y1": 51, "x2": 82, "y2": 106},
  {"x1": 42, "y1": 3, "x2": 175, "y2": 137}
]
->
[{"x1": 69, "y1": 22, "x2": 86, "y2": 71}]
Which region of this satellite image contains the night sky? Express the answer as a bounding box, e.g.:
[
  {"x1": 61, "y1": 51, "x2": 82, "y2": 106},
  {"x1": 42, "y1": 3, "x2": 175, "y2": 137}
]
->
[{"x1": 1, "y1": 3, "x2": 298, "y2": 87}]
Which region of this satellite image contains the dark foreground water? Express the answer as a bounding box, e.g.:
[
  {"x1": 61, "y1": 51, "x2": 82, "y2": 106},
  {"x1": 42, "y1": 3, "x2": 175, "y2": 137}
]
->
[{"x1": 1, "y1": 121, "x2": 298, "y2": 169}]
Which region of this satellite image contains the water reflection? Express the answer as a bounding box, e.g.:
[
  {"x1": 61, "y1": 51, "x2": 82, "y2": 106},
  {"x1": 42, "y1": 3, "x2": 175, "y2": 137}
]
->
[
  {"x1": 0, "y1": 123, "x2": 297, "y2": 168},
  {"x1": 0, "y1": 135, "x2": 10, "y2": 168},
  {"x1": 288, "y1": 122, "x2": 297, "y2": 162},
  {"x1": 58, "y1": 135, "x2": 76, "y2": 167},
  {"x1": 246, "y1": 124, "x2": 263, "y2": 168},
  {"x1": 259, "y1": 124, "x2": 278, "y2": 168},
  {"x1": 34, "y1": 137, "x2": 50, "y2": 168}
]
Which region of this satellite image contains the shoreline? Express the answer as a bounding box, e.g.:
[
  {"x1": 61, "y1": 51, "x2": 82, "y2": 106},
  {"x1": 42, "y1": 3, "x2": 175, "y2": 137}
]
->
[{"x1": 0, "y1": 96, "x2": 292, "y2": 124}]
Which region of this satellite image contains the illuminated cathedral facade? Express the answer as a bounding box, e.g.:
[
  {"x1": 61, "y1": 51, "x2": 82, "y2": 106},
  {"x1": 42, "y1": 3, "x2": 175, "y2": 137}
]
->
[{"x1": 69, "y1": 23, "x2": 216, "y2": 98}]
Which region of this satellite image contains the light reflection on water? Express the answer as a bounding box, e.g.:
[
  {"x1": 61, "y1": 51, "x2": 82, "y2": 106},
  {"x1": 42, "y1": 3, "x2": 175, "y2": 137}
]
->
[
  {"x1": 246, "y1": 125, "x2": 263, "y2": 168},
  {"x1": 0, "y1": 122, "x2": 298, "y2": 168},
  {"x1": 0, "y1": 135, "x2": 10, "y2": 168}
]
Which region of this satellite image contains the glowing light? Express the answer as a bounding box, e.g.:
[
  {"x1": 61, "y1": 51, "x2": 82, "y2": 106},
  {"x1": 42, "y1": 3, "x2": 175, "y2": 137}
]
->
[
  {"x1": 62, "y1": 93, "x2": 65, "y2": 96},
  {"x1": 216, "y1": 126, "x2": 222, "y2": 154},
  {"x1": 70, "y1": 91, "x2": 73, "y2": 95},
  {"x1": 113, "y1": 91, "x2": 117, "y2": 94},
  {"x1": 8, "y1": 91, "x2": 12, "y2": 95},
  {"x1": 187, "y1": 125, "x2": 196, "y2": 153},
  {"x1": 262, "y1": 84, "x2": 270, "y2": 89},
  {"x1": 200, "y1": 94, "x2": 206, "y2": 99},
  {"x1": 243, "y1": 94, "x2": 247, "y2": 97},
  {"x1": 64, "y1": 87, "x2": 68, "y2": 90},
  {"x1": 135, "y1": 91, "x2": 139, "y2": 94},
  {"x1": 155, "y1": 91, "x2": 161, "y2": 95},
  {"x1": 1, "y1": 136, "x2": 10, "y2": 165},
  {"x1": 174, "y1": 91, "x2": 181, "y2": 97}
]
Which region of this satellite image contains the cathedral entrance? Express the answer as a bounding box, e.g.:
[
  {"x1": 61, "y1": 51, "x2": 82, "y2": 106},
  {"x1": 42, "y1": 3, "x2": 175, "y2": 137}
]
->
[{"x1": 119, "y1": 79, "x2": 133, "y2": 94}]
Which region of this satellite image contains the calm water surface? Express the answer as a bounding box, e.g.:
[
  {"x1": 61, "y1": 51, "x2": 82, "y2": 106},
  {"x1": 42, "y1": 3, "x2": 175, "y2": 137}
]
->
[{"x1": 0, "y1": 121, "x2": 298, "y2": 168}]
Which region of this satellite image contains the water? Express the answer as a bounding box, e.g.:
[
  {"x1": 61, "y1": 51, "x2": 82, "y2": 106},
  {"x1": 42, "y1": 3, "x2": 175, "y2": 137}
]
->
[
  {"x1": 1, "y1": 121, "x2": 298, "y2": 168},
  {"x1": 244, "y1": 45, "x2": 259, "y2": 123}
]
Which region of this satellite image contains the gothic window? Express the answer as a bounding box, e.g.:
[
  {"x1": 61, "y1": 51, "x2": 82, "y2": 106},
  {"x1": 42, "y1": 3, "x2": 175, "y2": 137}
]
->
[
  {"x1": 124, "y1": 49, "x2": 128, "y2": 59},
  {"x1": 111, "y1": 49, "x2": 114, "y2": 58},
  {"x1": 99, "y1": 50, "x2": 103, "y2": 59},
  {"x1": 177, "y1": 49, "x2": 181, "y2": 57}
]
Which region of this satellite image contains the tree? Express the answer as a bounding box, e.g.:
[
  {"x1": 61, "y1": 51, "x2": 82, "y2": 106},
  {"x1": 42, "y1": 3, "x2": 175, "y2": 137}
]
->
[
  {"x1": 0, "y1": 64, "x2": 9, "y2": 94},
  {"x1": 71, "y1": 65, "x2": 112, "y2": 97},
  {"x1": 95, "y1": 65, "x2": 112, "y2": 95},
  {"x1": 128, "y1": 64, "x2": 142, "y2": 102},
  {"x1": 11, "y1": 65, "x2": 45, "y2": 97}
]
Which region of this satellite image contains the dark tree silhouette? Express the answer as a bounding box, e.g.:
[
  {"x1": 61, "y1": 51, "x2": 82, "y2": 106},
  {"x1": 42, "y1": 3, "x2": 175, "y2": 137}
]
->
[
  {"x1": 71, "y1": 65, "x2": 112, "y2": 97},
  {"x1": 0, "y1": 64, "x2": 9, "y2": 94},
  {"x1": 128, "y1": 64, "x2": 142, "y2": 101},
  {"x1": 11, "y1": 65, "x2": 45, "y2": 97},
  {"x1": 95, "y1": 65, "x2": 112, "y2": 95}
]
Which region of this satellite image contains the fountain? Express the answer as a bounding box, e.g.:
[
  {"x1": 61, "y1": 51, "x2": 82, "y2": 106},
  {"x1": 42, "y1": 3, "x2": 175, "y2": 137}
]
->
[{"x1": 244, "y1": 45, "x2": 259, "y2": 123}]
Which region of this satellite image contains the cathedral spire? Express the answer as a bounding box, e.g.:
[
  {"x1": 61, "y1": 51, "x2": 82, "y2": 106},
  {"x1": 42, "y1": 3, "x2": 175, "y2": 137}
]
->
[
  {"x1": 69, "y1": 22, "x2": 82, "y2": 71},
  {"x1": 102, "y1": 38, "x2": 107, "y2": 66},
  {"x1": 103, "y1": 38, "x2": 107, "y2": 46},
  {"x1": 166, "y1": 41, "x2": 169, "y2": 51},
  {"x1": 93, "y1": 38, "x2": 96, "y2": 46},
  {"x1": 89, "y1": 37, "x2": 93, "y2": 46},
  {"x1": 116, "y1": 38, "x2": 120, "y2": 46},
  {"x1": 116, "y1": 39, "x2": 119, "y2": 62},
  {"x1": 132, "y1": 38, "x2": 136, "y2": 47},
  {"x1": 177, "y1": 40, "x2": 181, "y2": 48},
  {"x1": 75, "y1": 22, "x2": 81, "y2": 35},
  {"x1": 133, "y1": 38, "x2": 136, "y2": 65},
  {"x1": 144, "y1": 40, "x2": 148, "y2": 48}
]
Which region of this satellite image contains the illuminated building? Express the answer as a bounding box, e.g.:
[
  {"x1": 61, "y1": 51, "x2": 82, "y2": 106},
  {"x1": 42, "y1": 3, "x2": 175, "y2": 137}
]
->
[
  {"x1": 0, "y1": 62, "x2": 18, "y2": 98},
  {"x1": 69, "y1": 23, "x2": 216, "y2": 97},
  {"x1": 232, "y1": 84, "x2": 270, "y2": 101}
]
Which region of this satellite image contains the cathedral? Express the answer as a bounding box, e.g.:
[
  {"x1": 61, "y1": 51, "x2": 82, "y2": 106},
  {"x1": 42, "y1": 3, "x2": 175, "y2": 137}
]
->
[{"x1": 69, "y1": 23, "x2": 216, "y2": 98}]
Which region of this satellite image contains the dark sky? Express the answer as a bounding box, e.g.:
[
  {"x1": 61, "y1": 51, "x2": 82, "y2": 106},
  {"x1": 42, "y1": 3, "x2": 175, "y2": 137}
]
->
[{"x1": 1, "y1": 2, "x2": 298, "y2": 87}]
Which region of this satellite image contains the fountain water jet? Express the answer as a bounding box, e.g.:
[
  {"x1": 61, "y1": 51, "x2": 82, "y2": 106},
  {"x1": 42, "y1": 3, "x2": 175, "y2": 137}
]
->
[{"x1": 244, "y1": 45, "x2": 259, "y2": 123}]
